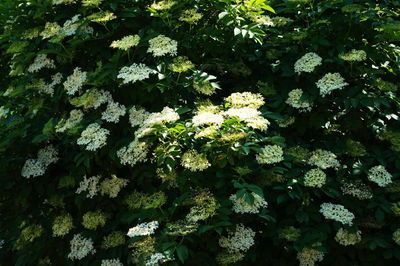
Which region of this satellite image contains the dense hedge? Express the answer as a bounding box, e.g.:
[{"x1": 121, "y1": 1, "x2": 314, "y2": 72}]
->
[{"x1": 1, "y1": 0, "x2": 400, "y2": 265}]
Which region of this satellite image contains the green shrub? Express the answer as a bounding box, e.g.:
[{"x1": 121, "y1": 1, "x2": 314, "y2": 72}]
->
[{"x1": 0, "y1": 0, "x2": 400, "y2": 265}]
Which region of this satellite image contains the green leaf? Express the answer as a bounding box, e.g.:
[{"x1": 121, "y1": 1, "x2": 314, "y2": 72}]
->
[
  {"x1": 375, "y1": 209, "x2": 384, "y2": 222},
  {"x1": 261, "y1": 5, "x2": 276, "y2": 14},
  {"x1": 176, "y1": 245, "x2": 189, "y2": 263}
]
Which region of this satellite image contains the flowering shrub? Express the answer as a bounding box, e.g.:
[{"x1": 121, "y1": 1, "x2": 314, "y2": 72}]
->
[{"x1": 1, "y1": 0, "x2": 400, "y2": 265}]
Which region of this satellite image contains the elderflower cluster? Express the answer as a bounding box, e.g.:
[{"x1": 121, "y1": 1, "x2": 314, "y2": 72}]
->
[
  {"x1": 179, "y1": 9, "x2": 203, "y2": 24},
  {"x1": 316, "y1": 72, "x2": 348, "y2": 97},
  {"x1": 0, "y1": 106, "x2": 10, "y2": 119},
  {"x1": 297, "y1": 244, "x2": 324, "y2": 266},
  {"x1": 100, "y1": 175, "x2": 129, "y2": 198},
  {"x1": 56, "y1": 109, "x2": 84, "y2": 133},
  {"x1": 186, "y1": 190, "x2": 219, "y2": 223},
  {"x1": 117, "y1": 63, "x2": 156, "y2": 84},
  {"x1": 341, "y1": 181, "x2": 373, "y2": 200},
  {"x1": 339, "y1": 49, "x2": 367, "y2": 62},
  {"x1": 82, "y1": 210, "x2": 107, "y2": 230},
  {"x1": 219, "y1": 224, "x2": 255, "y2": 253},
  {"x1": 181, "y1": 150, "x2": 211, "y2": 171},
  {"x1": 229, "y1": 193, "x2": 268, "y2": 214},
  {"x1": 127, "y1": 221, "x2": 159, "y2": 238},
  {"x1": 76, "y1": 175, "x2": 101, "y2": 198},
  {"x1": 145, "y1": 253, "x2": 173, "y2": 266},
  {"x1": 335, "y1": 228, "x2": 361, "y2": 246},
  {"x1": 101, "y1": 259, "x2": 123, "y2": 266},
  {"x1": 71, "y1": 89, "x2": 112, "y2": 110},
  {"x1": 256, "y1": 145, "x2": 284, "y2": 165},
  {"x1": 52, "y1": 213, "x2": 73, "y2": 237},
  {"x1": 150, "y1": 0, "x2": 177, "y2": 11},
  {"x1": 27, "y1": 54, "x2": 56, "y2": 73},
  {"x1": 39, "y1": 73, "x2": 63, "y2": 96},
  {"x1": 286, "y1": 89, "x2": 312, "y2": 112},
  {"x1": 320, "y1": 203, "x2": 355, "y2": 225},
  {"x1": 129, "y1": 106, "x2": 150, "y2": 127},
  {"x1": 40, "y1": 22, "x2": 62, "y2": 39},
  {"x1": 393, "y1": 229, "x2": 400, "y2": 245},
  {"x1": 192, "y1": 111, "x2": 224, "y2": 127},
  {"x1": 110, "y1": 35, "x2": 140, "y2": 50},
  {"x1": 101, "y1": 101, "x2": 126, "y2": 123},
  {"x1": 368, "y1": 165, "x2": 392, "y2": 187},
  {"x1": 147, "y1": 35, "x2": 178, "y2": 57},
  {"x1": 77, "y1": 123, "x2": 109, "y2": 151},
  {"x1": 21, "y1": 145, "x2": 59, "y2": 178},
  {"x1": 294, "y1": 52, "x2": 322, "y2": 74},
  {"x1": 62, "y1": 15, "x2": 93, "y2": 37},
  {"x1": 52, "y1": 0, "x2": 76, "y2": 5},
  {"x1": 101, "y1": 231, "x2": 125, "y2": 249},
  {"x1": 304, "y1": 168, "x2": 326, "y2": 188},
  {"x1": 67, "y1": 234, "x2": 96, "y2": 261},
  {"x1": 225, "y1": 92, "x2": 265, "y2": 109},
  {"x1": 63, "y1": 67, "x2": 87, "y2": 95},
  {"x1": 117, "y1": 139, "x2": 149, "y2": 166},
  {"x1": 308, "y1": 149, "x2": 340, "y2": 169},
  {"x1": 169, "y1": 56, "x2": 194, "y2": 73}
]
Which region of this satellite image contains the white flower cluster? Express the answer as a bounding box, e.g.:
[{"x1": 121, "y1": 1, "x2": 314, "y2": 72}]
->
[
  {"x1": 117, "y1": 139, "x2": 149, "y2": 167},
  {"x1": 0, "y1": 106, "x2": 10, "y2": 119},
  {"x1": 285, "y1": 89, "x2": 312, "y2": 112},
  {"x1": 316, "y1": 72, "x2": 348, "y2": 97},
  {"x1": 62, "y1": 15, "x2": 93, "y2": 36},
  {"x1": 55, "y1": 109, "x2": 84, "y2": 133},
  {"x1": 304, "y1": 168, "x2": 326, "y2": 188},
  {"x1": 256, "y1": 145, "x2": 284, "y2": 165},
  {"x1": 297, "y1": 244, "x2": 324, "y2": 266},
  {"x1": 335, "y1": 228, "x2": 361, "y2": 246},
  {"x1": 320, "y1": 203, "x2": 355, "y2": 225},
  {"x1": 101, "y1": 258, "x2": 123, "y2": 266},
  {"x1": 181, "y1": 149, "x2": 211, "y2": 171},
  {"x1": 393, "y1": 229, "x2": 400, "y2": 246},
  {"x1": 67, "y1": 234, "x2": 96, "y2": 261},
  {"x1": 192, "y1": 111, "x2": 224, "y2": 127},
  {"x1": 63, "y1": 67, "x2": 87, "y2": 96},
  {"x1": 224, "y1": 107, "x2": 261, "y2": 121},
  {"x1": 40, "y1": 22, "x2": 61, "y2": 39},
  {"x1": 127, "y1": 221, "x2": 159, "y2": 238},
  {"x1": 308, "y1": 149, "x2": 340, "y2": 169},
  {"x1": 76, "y1": 175, "x2": 101, "y2": 198},
  {"x1": 77, "y1": 123, "x2": 109, "y2": 151},
  {"x1": 101, "y1": 101, "x2": 126, "y2": 123},
  {"x1": 147, "y1": 35, "x2": 178, "y2": 57},
  {"x1": 129, "y1": 106, "x2": 150, "y2": 127},
  {"x1": 225, "y1": 92, "x2": 265, "y2": 109},
  {"x1": 118, "y1": 106, "x2": 179, "y2": 166},
  {"x1": 341, "y1": 181, "x2": 373, "y2": 200},
  {"x1": 223, "y1": 93, "x2": 270, "y2": 131},
  {"x1": 367, "y1": 165, "x2": 392, "y2": 187},
  {"x1": 294, "y1": 52, "x2": 322, "y2": 74},
  {"x1": 110, "y1": 35, "x2": 140, "y2": 50},
  {"x1": 79, "y1": 89, "x2": 112, "y2": 111},
  {"x1": 117, "y1": 63, "x2": 156, "y2": 84},
  {"x1": 219, "y1": 224, "x2": 255, "y2": 253},
  {"x1": 40, "y1": 73, "x2": 63, "y2": 96},
  {"x1": 100, "y1": 175, "x2": 129, "y2": 198},
  {"x1": 52, "y1": 0, "x2": 76, "y2": 5},
  {"x1": 145, "y1": 253, "x2": 173, "y2": 266},
  {"x1": 135, "y1": 106, "x2": 180, "y2": 138},
  {"x1": 339, "y1": 49, "x2": 367, "y2": 62},
  {"x1": 21, "y1": 145, "x2": 59, "y2": 178},
  {"x1": 229, "y1": 193, "x2": 268, "y2": 214},
  {"x1": 27, "y1": 54, "x2": 56, "y2": 73}
]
